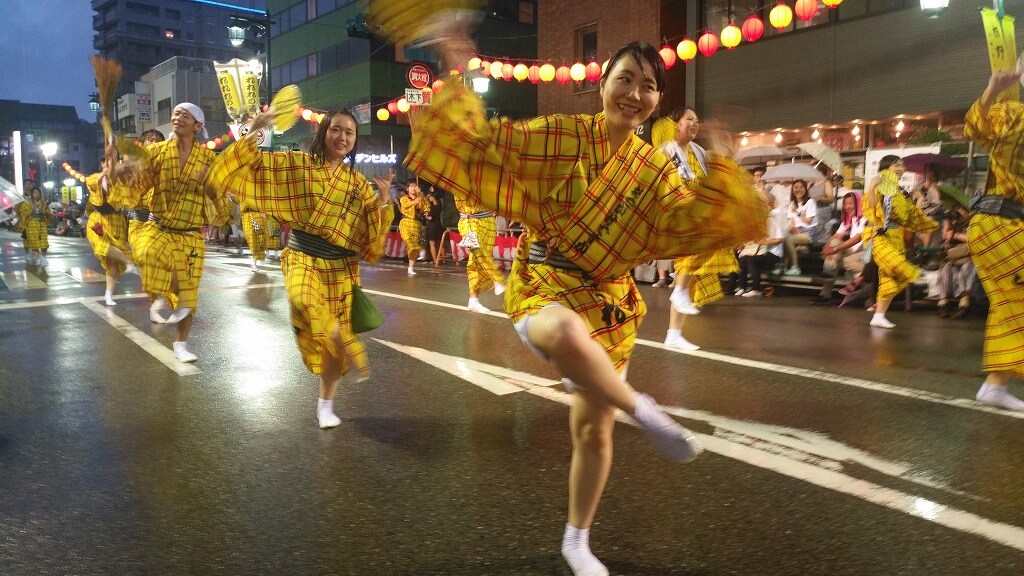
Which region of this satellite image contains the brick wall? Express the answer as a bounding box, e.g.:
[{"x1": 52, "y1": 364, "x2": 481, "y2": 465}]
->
[{"x1": 537, "y1": 0, "x2": 669, "y2": 116}]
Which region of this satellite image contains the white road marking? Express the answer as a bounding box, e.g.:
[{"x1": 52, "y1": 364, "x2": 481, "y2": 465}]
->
[
  {"x1": 380, "y1": 339, "x2": 1024, "y2": 553},
  {"x1": 0, "y1": 283, "x2": 284, "y2": 311},
  {"x1": 363, "y1": 289, "x2": 1023, "y2": 420},
  {"x1": 0, "y1": 269, "x2": 47, "y2": 290},
  {"x1": 80, "y1": 300, "x2": 200, "y2": 376}
]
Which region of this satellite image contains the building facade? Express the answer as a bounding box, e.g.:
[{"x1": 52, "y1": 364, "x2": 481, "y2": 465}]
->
[
  {"x1": 0, "y1": 100, "x2": 99, "y2": 197},
  {"x1": 93, "y1": 0, "x2": 268, "y2": 97},
  {"x1": 266, "y1": 0, "x2": 538, "y2": 178}
]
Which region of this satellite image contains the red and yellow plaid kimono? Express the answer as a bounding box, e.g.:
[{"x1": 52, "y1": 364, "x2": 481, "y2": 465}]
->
[
  {"x1": 406, "y1": 81, "x2": 767, "y2": 371},
  {"x1": 241, "y1": 199, "x2": 270, "y2": 261},
  {"x1": 965, "y1": 99, "x2": 1024, "y2": 376},
  {"x1": 16, "y1": 200, "x2": 51, "y2": 250},
  {"x1": 129, "y1": 139, "x2": 221, "y2": 310},
  {"x1": 668, "y1": 143, "x2": 738, "y2": 307},
  {"x1": 861, "y1": 170, "x2": 937, "y2": 302},
  {"x1": 84, "y1": 172, "x2": 129, "y2": 276},
  {"x1": 398, "y1": 194, "x2": 429, "y2": 259},
  {"x1": 207, "y1": 137, "x2": 393, "y2": 377},
  {"x1": 455, "y1": 196, "x2": 504, "y2": 294}
]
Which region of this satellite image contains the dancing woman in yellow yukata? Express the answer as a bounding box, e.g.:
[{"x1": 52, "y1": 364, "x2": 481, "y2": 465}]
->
[
  {"x1": 84, "y1": 157, "x2": 131, "y2": 306},
  {"x1": 964, "y1": 70, "x2": 1024, "y2": 411},
  {"x1": 207, "y1": 109, "x2": 394, "y2": 429},
  {"x1": 860, "y1": 155, "x2": 936, "y2": 329},
  {"x1": 406, "y1": 32, "x2": 767, "y2": 576}
]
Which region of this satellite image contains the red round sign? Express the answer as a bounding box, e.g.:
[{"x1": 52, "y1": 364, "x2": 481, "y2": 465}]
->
[{"x1": 407, "y1": 64, "x2": 433, "y2": 89}]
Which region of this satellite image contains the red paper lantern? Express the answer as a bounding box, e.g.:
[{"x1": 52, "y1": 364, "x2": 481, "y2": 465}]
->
[
  {"x1": 555, "y1": 65, "x2": 571, "y2": 85},
  {"x1": 387, "y1": 101, "x2": 398, "y2": 115},
  {"x1": 527, "y1": 65, "x2": 541, "y2": 84},
  {"x1": 697, "y1": 31, "x2": 719, "y2": 57},
  {"x1": 742, "y1": 15, "x2": 765, "y2": 42},
  {"x1": 501, "y1": 63, "x2": 514, "y2": 81},
  {"x1": 432, "y1": 79, "x2": 445, "y2": 92},
  {"x1": 585, "y1": 61, "x2": 602, "y2": 83},
  {"x1": 659, "y1": 44, "x2": 677, "y2": 69},
  {"x1": 214, "y1": 137, "x2": 223, "y2": 146},
  {"x1": 795, "y1": 0, "x2": 819, "y2": 21},
  {"x1": 480, "y1": 61, "x2": 491, "y2": 77}
]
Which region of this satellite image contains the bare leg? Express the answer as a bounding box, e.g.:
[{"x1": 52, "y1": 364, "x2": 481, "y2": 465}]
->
[{"x1": 567, "y1": 391, "x2": 616, "y2": 528}]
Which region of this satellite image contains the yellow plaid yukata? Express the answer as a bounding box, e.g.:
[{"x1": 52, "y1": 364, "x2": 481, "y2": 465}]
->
[
  {"x1": 84, "y1": 173, "x2": 129, "y2": 276},
  {"x1": 16, "y1": 201, "x2": 50, "y2": 250},
  {"x1": 207, "y1": 137, "x2": 393, "y2": 377},
  {"x1": 406, "y1": 81, "x2": 767, "y2": 371},
  {"x1": 455, "y1": 197, "x2": 505, "y2": 294},
  {"x1": 861, "y1": 170, "x2": 937, "y2": 302},
  {"x1": 241, "y1": 202, "x2": 270, "y2": 261},
  {"x1": 965, "y1": 99, "x2": 1024, "y2": 376},
  {"x1": 398, "y1": 194, "x2": 429, "y2": 259},
  {"x1": 668, "y1": 143, "x2": 739, "y2": 307},
  {"x1": 130, "y1": 139, "x2": 220, "y2": 310}
]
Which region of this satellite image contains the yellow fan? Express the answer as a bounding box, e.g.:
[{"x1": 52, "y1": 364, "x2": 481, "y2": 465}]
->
[
  {"x1": 366, "y1": 0, "x2": 482, "y2": 46},
  {"x1": 269, "y1": 84, "x2": 302, "y2": 132}
]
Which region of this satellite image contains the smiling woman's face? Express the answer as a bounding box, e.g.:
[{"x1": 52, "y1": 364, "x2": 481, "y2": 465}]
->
[{"x1": 600, "y1": 55, "x2": 661, "y2": 137}]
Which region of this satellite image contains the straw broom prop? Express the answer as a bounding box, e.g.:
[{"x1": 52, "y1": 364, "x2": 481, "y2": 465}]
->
[{"x1": 91, "y1": 56, "x2": 150, "y2": 167}]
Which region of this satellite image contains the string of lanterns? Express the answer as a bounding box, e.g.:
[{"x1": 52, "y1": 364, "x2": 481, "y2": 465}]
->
[
  {"x1": 62, "y1": 162, "x2": 88, "y2": 183},
  {"x1": 289, "y1": 0, "x2": 847, "y2": 127}
]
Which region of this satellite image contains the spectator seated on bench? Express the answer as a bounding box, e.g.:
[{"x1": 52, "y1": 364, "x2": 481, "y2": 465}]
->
[{"x1": 781, "y1": 179, "x2": 820, "y2": 276}]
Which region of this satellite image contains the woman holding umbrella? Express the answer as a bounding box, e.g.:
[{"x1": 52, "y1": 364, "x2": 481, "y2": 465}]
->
[{"x1": 963, "y1": 69, "x2": 1024, "y2": 411}]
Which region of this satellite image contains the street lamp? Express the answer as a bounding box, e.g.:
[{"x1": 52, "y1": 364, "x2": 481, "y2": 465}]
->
[
  {"x1": 227, "y1": 14, "x2": 274, "y2": 108},
  {"x1": 40, "y1": 142, "x2": 58, "y2": 159},
  {"x1": 920, "y1": 0, "x2": 948, "y2": 17},
  {"x1": 88, "y1": 93, "x2": 101, "y2": 114},
  {"x1": 471, "y1": 77, "x2": 490, "y2": 94}
]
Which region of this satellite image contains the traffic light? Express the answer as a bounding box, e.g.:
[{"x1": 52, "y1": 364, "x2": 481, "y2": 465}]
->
[{"x1": 346, "y1": 13, "x2": 374, "y2": 39}]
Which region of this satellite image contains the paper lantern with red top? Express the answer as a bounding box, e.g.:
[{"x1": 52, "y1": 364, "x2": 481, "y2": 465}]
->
[
  {"x1": 501, "y1": 63, "x2": 514, "y2": 81},
  {"x1": 489, "y1": 60, "x2": 503, "y2": 79},
  {"x1": 697, "y1": 31, "x2": 719, "y2": 57},
  {"x1": 770, "y1": 3, "x2": 793, "y2": 29},
  {"x1": 585, "y1": 61, "x2": 602, "y2": 83},
  {"x1": 555, "y1": 65, "x2": 571, "y2": 85},
  {"x1": 795, "y1": 0, "x2": 819, "y2": 21},
  {"x1": 720, "y1": 23, "x2": 742, "y2": 49},
  {"x1": 822, "y1": 0, "x2": 842, "y2": 7},
  {"x1": 480, "y1": 61, "x2": 491, "y2": 77},
  {"x1": 676, "y1": 38, "x2": 697, "y2": 62},
  {"x1": 539, "y1": 63, "x2": 556, "y2": 82},
  {"x1": 527, "y1": 65, "x2": 541, "y2": 84},
  {"x1": 742, "y1": 15, "x2": 765, "y2": 42},
  {"x1": 387, "y1": 101, "x2": 398, "y2": 115},
  {"x1": 432, "y1": 79, "x2": 444, "y2": 92},
  {"x1": 513, "y1": 63, "x2": 529, "y2": 81},
  {"x1": 214, "y1": 137, "x2": 223, "y2": 146},
  {"x1": 659, "y1": 44, "x2": 677, "y2": 69}
]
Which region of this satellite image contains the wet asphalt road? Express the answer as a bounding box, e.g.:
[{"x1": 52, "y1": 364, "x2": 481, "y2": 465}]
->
[{"x1": 0, "y1": 230, "x2": 1022, "y2": 576}]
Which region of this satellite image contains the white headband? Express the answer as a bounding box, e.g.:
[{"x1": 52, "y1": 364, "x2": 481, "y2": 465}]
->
[{"x1": 172, "y1": 102, "x2": 209, "y2": 141}]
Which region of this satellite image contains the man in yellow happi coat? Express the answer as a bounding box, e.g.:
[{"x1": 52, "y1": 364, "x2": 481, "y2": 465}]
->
[
  {"x1": 397, "y1": 179, "x2": 429, "y2": 276},
  {"x1": 406, "y1": 36, "x2": 767, "y2": 576},
  {"x1": 860, "y1": 155, "x2": 936, "y2": 329},
  {"x1": 207, "y1": 109, "x2": 394, "y2": 429},
  {"x1": 128, "y1": 103, "x2": 225, "y2": 363},
  {"x1": 84, "y1": 158, "x2": 131, "y2": 306},
  {"x1": 455, "y1": 195, "x2": 506, "y2": 313},
  {"x1": 964, "y1": 70, "x2": 1024, "y2": 411}
]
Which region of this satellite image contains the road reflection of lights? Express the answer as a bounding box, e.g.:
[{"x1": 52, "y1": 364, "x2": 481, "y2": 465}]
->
[
  {"x1": 230, "y1": 314, "x2": 286, "y2": 398},
  {"x1": 913, "y1": 497, "x2": 944, "y2": 520},
  {"x1": 236, "y1": 370, "x2": 278, "y2": 397}
]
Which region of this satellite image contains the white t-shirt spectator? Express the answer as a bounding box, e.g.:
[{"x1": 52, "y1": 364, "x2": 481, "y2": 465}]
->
[
  {"x1": 769, "y1": 183, "x2": 791, "y2": 211},
  {"x1": 789, "y1": 198, "x2": 818, "y2": 235}
]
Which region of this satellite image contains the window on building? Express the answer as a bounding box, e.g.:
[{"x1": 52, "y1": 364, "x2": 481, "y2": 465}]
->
[
  {"x1": 202, "y1": 97, "x2": 228, "y2": 123},
  {"x1": 307, "y1": 0, "x2": 318, "y2": 20},
  {"x1": 574, "y1": 24, "x2": 598, "y2": 93},
  {"x1": 319, "y1": 0, "x2": 338, "y2": 14},
  {"x1": 127, "y1": 21, "x2": 160, "y2": 37},
  {"x1": 157, "y1": 98, "x2": 172, "y2": 124},
  {"x1": 837, "y1": 0, "x2": 913, "y2": 20},
  {"x1": 519, "y1": 1, "x2": 535, "y2": 24},
  {"x1": 164, "y1": 29, "x2": 179, "y2": 39},
  {"x1": 397, "y1": 44, "x2": 434, "y2": 64},
  {"x1": 125, "y1": 1, "x2": 159, "y2": 17},
  {"x1": 290, "y1": 3, "x2": 307, "y2": 29},
  {"x1": 166, "y1": 8, "x2": 180, "y2": 20},
  {"x1": 307, "y1": 54, "x2": 318, "y2": 77}
]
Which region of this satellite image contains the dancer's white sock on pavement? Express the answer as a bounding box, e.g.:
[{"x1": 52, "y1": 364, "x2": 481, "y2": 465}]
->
[{"x1": 561, "y1": 524, "x2": 608, "y2": 576}]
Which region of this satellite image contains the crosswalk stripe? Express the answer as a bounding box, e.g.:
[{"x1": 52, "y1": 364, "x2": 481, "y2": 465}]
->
[{"x1": 0, "y1": 269, "x2": 47, "y2": 290}]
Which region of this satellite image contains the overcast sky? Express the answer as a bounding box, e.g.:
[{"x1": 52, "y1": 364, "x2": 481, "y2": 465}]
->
[{"x1": 0, "y1": 0, "x2": 97, "y2": 120}]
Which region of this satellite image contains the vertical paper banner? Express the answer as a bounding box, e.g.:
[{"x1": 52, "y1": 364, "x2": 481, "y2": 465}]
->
[
  {"x1": 241, "y1": 70, "x2": 262, "y2": 117},
  {"x1": 982, "y1": 7, "x2": 1019, "y2": 101}
]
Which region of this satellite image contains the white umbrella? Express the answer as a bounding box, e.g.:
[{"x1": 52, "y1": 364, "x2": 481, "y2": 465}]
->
[
  {"x1": 762, "y1": 161, "x2": 824, "y2": 183},
  {"x1": 734, "y1": 145, "x2": 791, "y2": 166},
  {"x1": 796, "y1": 142, "x2": 843, "y2": 174},
  {"x1": 0, "y1": 176, "x2": 25, "y2": 216}
]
